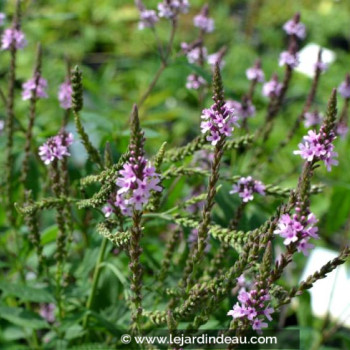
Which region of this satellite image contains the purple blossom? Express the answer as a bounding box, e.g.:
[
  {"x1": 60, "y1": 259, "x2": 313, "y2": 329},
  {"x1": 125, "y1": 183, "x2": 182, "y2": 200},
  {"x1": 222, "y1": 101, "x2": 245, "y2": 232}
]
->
[
  {"x1": 294, "y1": 129, "x2": 338, "y2": 171},
  {"x1": 304, "y1": 111, "x2": 322, "y2": 128},
  {"x1": 186, "y1": 74, "x2": 206, "y2": 90},
  {"x1": 283, "y1": 14, "x2": 306, "y2": 39},
  {"x1": 58, "y1": 80, "x2": 72, "y2": 109},
  {"x1": 1, "y1": 28, "x2": 27, "y2": 50},
  {"x1": 39, "y1": 303, "x2": 56, "y2": 323},
  {"x1": 229, "y1": 176, "x2": 265, "y2": 203},
  {"x1": 262, "y1": 74, "x2": 283, "y2": 98},
  {"x1": 314, "y1": 61, "x2": 328, "y2": 73},
  {"x1": 274, "y1": 212, "x2": 319, "y2": 255},
  {"x1": 114, "y1": 158, "x2": 162, "y2": 216},
  {"x1": 225, "y1": 100, "x2": 255, "y2": 121},
  {"x1": 279, "y1": 51, "x2": 299, "y2": 68},
  {"x1": 338, "y1": 75, "x2": 350, "y2": 99},
  {"x1": 208, "y1": 51, "x2": 225, "y2": 70},
  {"x1": 246, "y1": 60, "x2": 265, "y2": 82},
  {"x1": 38, "y1": 132, "x2": 74, "y2": 165},
  {"x1": 158, "y1": 0, "x2": 189, "y2": 19},
  {"x1": 136, "y1": 0, "x2": 158, "y2": 29},
  {"x1": 22, "y1": 75, "x2": 48, "y2": 100},
  {"x1": 181, "y1": 43, "x2": 208, "y2": 65},
  {"x1": 227, "y1": 286, "x2": 273, "y2": 333},
  {"x1": 336, "y1": 122, "x2": 348, "y2": 139},
  {"x1": 102, "y1": 205, "x2": 113, "y2": 218},
  {"x1": 193, "y1": 5, "x2": 214, "y2": 33},
  {"x1": 200, "y1": 103, "x2": 239, "y2": 145},
  {"x1": 0, "y1": 13, "x2": 6, "y2": 26}
]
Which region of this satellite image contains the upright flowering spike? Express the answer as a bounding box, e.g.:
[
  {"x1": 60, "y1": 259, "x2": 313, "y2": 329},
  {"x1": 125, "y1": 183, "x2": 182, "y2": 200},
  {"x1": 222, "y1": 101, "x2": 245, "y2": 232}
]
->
[
  {"x1": 208, "y1": 46, "x2": 227, "y2": 70},
  {"x1": 212, "y1": 63, "x2": 225, "y2": 109},
  {"x1": 135, "y1": 0, "x2": 158, "y2": 30},
  {"x1": 1, "y1": 28, "x2": 27, "y2": 50},
  {"x1": 71, "y1": 66, "x2": 83, "y2": 113},
  {"x1": 323, "y1": 88, "x2": 338, "y2": 135},
  {"x1": 193, "y1": 4, "x2": 215, "y2": 33},
  {"x1": 279, "y1": 44, "x2": 299, "y2": 68},
  {"x1": 283, "y1": 12, "x2": 306, "y2": 39},
  {"x1": 246, "y1": 59, "x2": 265, "y2": 83},
  {"x1": 22, "y1": 76, "x2": 48, "y2": 100}
]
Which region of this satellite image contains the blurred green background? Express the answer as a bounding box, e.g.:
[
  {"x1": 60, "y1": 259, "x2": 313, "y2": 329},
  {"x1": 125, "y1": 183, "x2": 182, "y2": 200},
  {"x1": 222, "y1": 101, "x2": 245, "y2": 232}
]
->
[{"x1": 0, "y1": 0, "x2": 350, "y2": 348}]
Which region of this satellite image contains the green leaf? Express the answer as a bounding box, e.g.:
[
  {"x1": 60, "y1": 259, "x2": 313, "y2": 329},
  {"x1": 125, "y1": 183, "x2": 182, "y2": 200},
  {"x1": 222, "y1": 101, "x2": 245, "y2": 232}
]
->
[
  {"x1": 0, "y1": 306, "x2": 48, "y2": 329},
  {"x1": 0, "y1": 282, "x2": 55, "y2": 303}
]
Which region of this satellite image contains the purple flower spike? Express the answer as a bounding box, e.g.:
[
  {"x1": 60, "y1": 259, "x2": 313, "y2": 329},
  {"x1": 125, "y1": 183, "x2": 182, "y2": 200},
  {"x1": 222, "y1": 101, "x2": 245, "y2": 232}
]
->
[
  {"x1": 283, "y1": 13, "x2": 306, "y2": 39},
  {"x1": 338, "y1": 74, "x2": 350, "y2": 99},
  {"x1": 1, "y1": 28, "x2": 27, "y2": 50},
  {"x1": 39, "y1": 132, "x2": 74, "y2": 165},
  {"x1": 229, "y1": 176, "x2": 265, "y2": 203},
  {"x1": 200, "y1": 103, "x2": 239, "y2": 145},
  {"x1": 136, "y1": 0, "x2": 158, "y2": 30},
  {"x1": 246, "y1": 60, "x2": 265, "y2": 83},
  {"x1": 58, "y1": 80, "x2": 73, "y2": 109},
  {"x1": 186, "y1": 74, "x2": 206, "y2": 90},
  {"x1": 279, "y1": 51, "x2": 299, "y2": 68},
  {"x1": 262, "y1": 74, "x2": 283, "y2": 98},
  {"x1": 158, "y1": 0, "x2": 189, "y2": 19},
  {"x1": 22, "y1": 75, "x2": 48, "y2": 101},
  {"x1": 193, "y1": 5, "x2": 215, "y2": 33}
]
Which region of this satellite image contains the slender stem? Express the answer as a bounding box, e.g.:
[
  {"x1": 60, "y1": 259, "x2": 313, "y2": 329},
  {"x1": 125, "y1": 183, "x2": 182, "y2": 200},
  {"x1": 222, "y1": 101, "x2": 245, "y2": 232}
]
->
[{"x1": 82, "y1": 237, "x2": 108, "y2": 330}]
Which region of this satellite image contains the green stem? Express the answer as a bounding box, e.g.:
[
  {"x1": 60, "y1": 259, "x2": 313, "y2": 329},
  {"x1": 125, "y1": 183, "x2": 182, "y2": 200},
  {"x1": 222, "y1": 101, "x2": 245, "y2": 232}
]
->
[{"x1": 82, "y1": 237, "x2": 108, "y2": 330}]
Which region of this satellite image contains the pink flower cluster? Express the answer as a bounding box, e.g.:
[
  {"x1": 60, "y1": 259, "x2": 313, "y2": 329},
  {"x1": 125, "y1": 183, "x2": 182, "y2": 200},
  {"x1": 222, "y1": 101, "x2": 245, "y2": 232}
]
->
[
  {"x1": 294, "y1": 130, "x2": 338, "y2": 171},
  {"x1": 22, "y1": 75, "x2": 48, "y2": 100},
  {"x1": 58, "y1": 81, "x2": 73, "y2": 109},
  {"x1": 304, "y1": 111, "x2": 322, "y2": 128},
  {"x1": 1, "y1": 28, "x2": 27, "y2": 50},
  {"x1": 186, "y1": 74, "x2": 206, "y2": 90},
  {"x1": 181, "y1": 43, "x2": 208, "y2": 64},
  {"x1": 228, "y1": 279, "x2": 274, "y2": 332},
  {"x1": 200, "y1": 104, "x2": 239, "y2": 145},
  {"x1": 136, "y1": 0, "x2": 158, "y2": 30},
  {"x1": 158, "y1": 0, "x2": 189, "y2": 19},
  {"x1": 279, "y1": 51, "x2": 299, "y2": 68},
  {"x1": 283, "y1": 15, "x2": 306, "y2": 39},
  {"x1": 262, "y1": 75, "x2": 283, "y2": 98},
  {"x1": 274, "y1": 212, "x2": 319, "y2": 255},
  {"x1": 229, "y1": 176, "x2": 265, "y2": 203},
  {"x1": 246, "y1": 62, "x2": 265, "y2": 82},
  {"x1": 39, "y1": 132, "x2": 74, "y2": 165},
  {"x1": 193, "y1": 8, "x2": 214, "y2": 33},
  {"x1": 114, "y1": 159, "x2": 162, "y2": 216},
  {"x1": 226, "y1": 100, "x2": 256, "y2": 121}
]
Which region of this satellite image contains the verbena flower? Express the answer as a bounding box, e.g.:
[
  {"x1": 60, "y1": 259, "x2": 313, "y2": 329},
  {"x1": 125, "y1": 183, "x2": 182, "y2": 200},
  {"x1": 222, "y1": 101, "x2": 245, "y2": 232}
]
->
[
  {"x1": 22, "y1": 75, "x2": 48, "y2": 100},
  {"x1": 225, "y1": 100, "x2": 255, "y2": 121},
  {"x1": 186, "y1": 74, "x2": 206, "y2": 90},
  {"x1": 279, "y1": 51, "x2": 299, "y2": 68},
  {"x1": 193, "y1": 5, "x2": 214, "y2": 33},
  {"x1": 294, "y1": 129, "x2": 338, "y2": 171},
  {"x1": 338, "y1": 74, "x2": 350, "y2": 99},
  {"x1": 1, "y1": 28, "x2": 27, "y2": 50},
  {"x1": 208, "y1": 51, "x2": 225, "y2": 70},
  {"x1": 283, "y1": 13, "x2": 306, "y2": 39},
  {"x1": 314, "y1": 61, "x2": 328, "y2": 73},
  {"x1": 58, "y1": 80, "x2": 73, "y2": 109},
  {"x1": 274, "y1": 211, "x2": 319, "y2": 255},
  {"x1": 158, "y1": 0, "x2": 189, "y2": 19},
  {"x1": 262, "y1": 74, "x2": 283, "y2": 98},
  {"x1": 227, "y1": 284, "x2": 273, "y2": 332},
  {"x1": 181, "y1": 43, "x2": 208, "y2": 64},
  {"x1": 39, "y1": 132, "x2": 74, "y2": 165},
  {"x1": 336, "y1": 122, "x2": 348, "y2": 139},
  {"x1": 39, "y1": 303, "x2": 56, "y2": 323},
  {"x1": 304, "y1": 111, "x2": 322, "y2": 128},
  {"x1": 102, "y1": 204, "x2": 113, "y2": 218},
  {"x1": 246, "y1": 60, "x2": 265, "y2": 82},
  {"x1": 115, "y1": 159, "x2": 162, "y2": 215},
  {"x1": 0, "y1": 13, "x2": 6, "y2": 26},
  {"x1": 136, "y1": 0, "x2": 158, "y2": 30},
  {"x1": 229, "y1": 176, "x2": 265, "y2": 203},
  {"x1": 200, "y1": 103, "x2": 239, "y2": 145}
]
